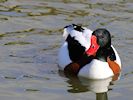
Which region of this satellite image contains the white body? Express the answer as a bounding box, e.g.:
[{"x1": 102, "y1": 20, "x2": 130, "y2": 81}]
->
[
  {"x1": 58, "y1": 42, "x2": 121, "y2": 79},
  {"x1": 58, "y1": 26, "x2": 121, "y2": 79}
]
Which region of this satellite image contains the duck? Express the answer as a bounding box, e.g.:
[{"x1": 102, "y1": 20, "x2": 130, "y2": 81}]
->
[{"x1": 58, "y1": 24, "x2": 121, "y2": 79}]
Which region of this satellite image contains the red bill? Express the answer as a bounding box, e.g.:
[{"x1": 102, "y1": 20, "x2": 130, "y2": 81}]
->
[{"x1": 85, "y1": 35, "x2": 100, "y2": 56}]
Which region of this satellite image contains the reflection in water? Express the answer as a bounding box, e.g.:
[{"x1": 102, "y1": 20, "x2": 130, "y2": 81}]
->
[
  {"x1": 80, "y1": 77, "x2": 112, "y2": 100},
  {"x1": 60, "y1": 70, "x2": 120, "y2": 100},
  {"x1": 80, "y1": 78, "x2": 111, "y2": 93},
  {"x1": 67, "y1": 77, "x2": 111, "y2": 100},
  {"x1": 96, "y1": 92, "x2": 108, "y2": 100},
  {"x1": 67, "y1": 78, "x2": 112, "y2": 100},
  {"x1": 66, "y1": 76, "x2": 89, "y2": 93}
]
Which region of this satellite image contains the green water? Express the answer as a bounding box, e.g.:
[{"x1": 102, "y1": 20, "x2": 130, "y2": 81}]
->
[{"x1": 0, "y1": 0, "x2": 133, "y2": 100}]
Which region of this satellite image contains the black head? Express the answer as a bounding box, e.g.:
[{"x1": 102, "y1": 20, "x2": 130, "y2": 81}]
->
[
  {"x1": 92, "y1": 29, "x2": 116, "y2": 61},
  {"x1": 92, "y1": 28, "x2": 111, "y2": 48}
]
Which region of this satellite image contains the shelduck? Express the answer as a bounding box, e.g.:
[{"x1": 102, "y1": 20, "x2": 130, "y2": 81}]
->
[{"x1": 58, "y1": 24, "x2": 121, "y2": 79}]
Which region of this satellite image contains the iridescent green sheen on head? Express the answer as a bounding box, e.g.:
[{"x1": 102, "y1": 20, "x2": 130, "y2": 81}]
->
[{"x1": 92, "y1": 28, "x2": 111, "y2": 48}]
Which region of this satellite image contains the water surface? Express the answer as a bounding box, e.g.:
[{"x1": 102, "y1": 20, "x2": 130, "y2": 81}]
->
[{"x1": 0, "y1": 0, "x2": 133, "y2": 100}]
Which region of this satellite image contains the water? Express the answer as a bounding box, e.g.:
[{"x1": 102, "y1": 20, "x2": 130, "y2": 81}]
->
[{"x1": 0, "y1": 0, "x2": 133, "y2": 100}]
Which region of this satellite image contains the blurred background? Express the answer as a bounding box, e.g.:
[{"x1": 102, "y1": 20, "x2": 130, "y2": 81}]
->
[{"x1": 0, "y1": 0, "x2": 133, "y2": 100}]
